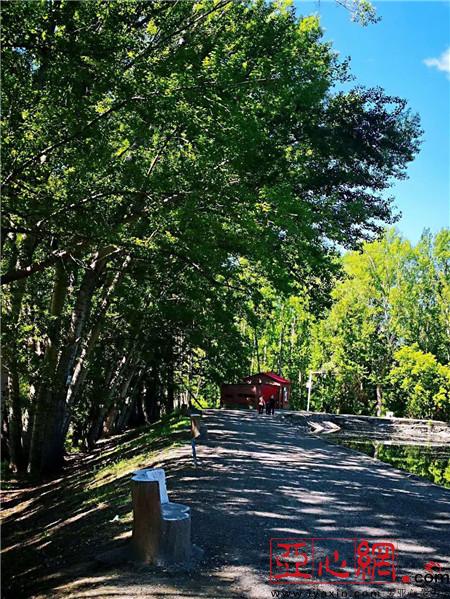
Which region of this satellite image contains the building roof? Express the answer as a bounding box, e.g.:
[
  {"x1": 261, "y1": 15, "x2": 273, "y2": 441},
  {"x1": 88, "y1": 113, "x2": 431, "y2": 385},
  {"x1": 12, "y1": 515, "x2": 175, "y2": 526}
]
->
[{"x1": 248, "y1": 371, "x2": 291, "y2": 384}]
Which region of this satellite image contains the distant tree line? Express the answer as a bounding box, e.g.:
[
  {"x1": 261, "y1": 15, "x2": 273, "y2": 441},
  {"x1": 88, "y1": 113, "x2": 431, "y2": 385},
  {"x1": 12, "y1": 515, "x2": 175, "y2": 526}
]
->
[{"x1": 248, "y1": 229, "x2": 450, "y2": 420}]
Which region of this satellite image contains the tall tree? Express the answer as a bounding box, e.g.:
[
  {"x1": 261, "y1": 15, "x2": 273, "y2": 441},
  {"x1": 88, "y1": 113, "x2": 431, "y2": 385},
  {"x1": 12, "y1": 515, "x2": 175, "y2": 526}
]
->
[{"x1": 1, "y1": 0, "x2": 421, "y2": 476}]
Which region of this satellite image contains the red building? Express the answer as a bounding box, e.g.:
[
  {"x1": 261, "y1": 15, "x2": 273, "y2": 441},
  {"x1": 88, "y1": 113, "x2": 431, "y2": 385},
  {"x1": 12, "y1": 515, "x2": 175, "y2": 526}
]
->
[{"x1": 220, "y1": 372, "x2": 291, "y2": 409}]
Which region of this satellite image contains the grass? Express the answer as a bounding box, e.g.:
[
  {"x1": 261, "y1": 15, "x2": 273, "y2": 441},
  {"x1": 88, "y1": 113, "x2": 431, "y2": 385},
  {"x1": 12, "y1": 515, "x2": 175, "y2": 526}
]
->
[
  {"x1": 82, "y1": 413, "x2": 190, "y2": 507},
  {"x1": 1, "y1": 411, "x2": 191, "y2": 598}
]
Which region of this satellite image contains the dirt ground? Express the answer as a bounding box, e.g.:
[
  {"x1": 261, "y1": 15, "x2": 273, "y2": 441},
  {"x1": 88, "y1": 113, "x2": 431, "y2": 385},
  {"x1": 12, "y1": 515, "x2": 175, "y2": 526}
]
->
[{"x1": 2, "y1": 410, "x2": 450, "y2": 599}]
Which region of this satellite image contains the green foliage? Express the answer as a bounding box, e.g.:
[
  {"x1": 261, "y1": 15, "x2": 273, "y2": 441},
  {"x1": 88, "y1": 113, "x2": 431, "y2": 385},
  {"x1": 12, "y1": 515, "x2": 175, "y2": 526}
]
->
[
  {"x1": 0, "y1": 0, "x2": 422, "y2": 474},
  {"x1": 302, "y1": 229, "x2": 450, "y2": 418},
  {"x1": 387, "y1": 345, "x2": 450, "y2": 420},
  {"x1": 337, "y1": 0, "x2": 379, "y2": 25},
  {"x1": 240, "y1": 291, "x2": 315, "y2": 408}
]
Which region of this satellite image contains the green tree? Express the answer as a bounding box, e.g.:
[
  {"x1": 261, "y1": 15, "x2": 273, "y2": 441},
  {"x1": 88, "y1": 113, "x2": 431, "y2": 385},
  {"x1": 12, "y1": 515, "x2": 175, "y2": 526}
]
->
[
  {"x1": 387, "y1": 345, "x2": 450, "y2": 420},
  {"x1": 309, "y1": 229, "x2": 450, "y2": 416},
  {"x1": 1, "y1": 1, "x2": 421, "y2": 476}
]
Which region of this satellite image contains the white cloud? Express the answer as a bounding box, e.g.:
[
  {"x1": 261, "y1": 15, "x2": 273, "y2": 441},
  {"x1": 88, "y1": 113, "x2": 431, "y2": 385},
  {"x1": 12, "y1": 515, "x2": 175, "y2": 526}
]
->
[{"x1": 423, "y1": 47, "x2": 450, "y2": 77}]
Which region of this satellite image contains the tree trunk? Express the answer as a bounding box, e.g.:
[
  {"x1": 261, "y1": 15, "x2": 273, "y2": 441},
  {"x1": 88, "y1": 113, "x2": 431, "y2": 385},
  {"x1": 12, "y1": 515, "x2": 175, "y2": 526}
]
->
[
  {"x1": 103, "y1": 407, "x2": 118, "y2": 437},
  {"x1": 130, "y1": 379, "x2": 147, "y2": 428},
  {"x1": 166, "y1": 363, "x2": 175, "y2": 414},
  {"x1": 1, "y1": 411, "x2": 10, "y2": 465},
  {"x1": 3, "y1": 235, "x2": 36, "y2": 472},
  {"x1": 22, "y1": 384, "x2": 36, "y2": 460},
  {"x1": 61, "y1": 255, "x2": 131, "y2": 438},
  {"x1": 87, "y1": 347, "x2": 138, "y2": 446},
  {"x1": 5, "y1": 366, "x2": 27, "y2": 473},
  {"x1": 277, "y1": 323, "x2": 285, "y2": 375},
  {"x1": 254, "y1": 327, "x2": 261, "y2": 373},
  {"x1": 48, "y1": 248, "x2": 120, "y2": 465},
  {"x1": 86, "y1": 358, "x2": 121, "y2": 448},
  {"x1": 106, "y1": 362, "x2": 140, "y2": 435},
  {"x1": 116, "y1": 370, "x2": 144, "y2": 433},
  {"x1": 142, "y1": 374, "x2": 160, "y2": 424},
  {"x1": 376, "y1": 384, "x2": 383, "y2": 417},
  {"x1": 29, "y1": 261, "x2": 69, "y2": 477}
]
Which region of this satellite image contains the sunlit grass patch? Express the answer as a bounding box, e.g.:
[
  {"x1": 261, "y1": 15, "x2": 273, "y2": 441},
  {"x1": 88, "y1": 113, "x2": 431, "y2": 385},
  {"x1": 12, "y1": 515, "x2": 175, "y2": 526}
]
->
[{"x1": 84, "y1": 413, "x2": 190, "y2": 501}]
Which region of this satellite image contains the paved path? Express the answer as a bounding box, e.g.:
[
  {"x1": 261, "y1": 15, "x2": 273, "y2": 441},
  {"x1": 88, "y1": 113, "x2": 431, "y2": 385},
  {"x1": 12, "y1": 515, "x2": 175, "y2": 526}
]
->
[{"x1": 56, "y1": 410, "x2": 450, "y2": 598}]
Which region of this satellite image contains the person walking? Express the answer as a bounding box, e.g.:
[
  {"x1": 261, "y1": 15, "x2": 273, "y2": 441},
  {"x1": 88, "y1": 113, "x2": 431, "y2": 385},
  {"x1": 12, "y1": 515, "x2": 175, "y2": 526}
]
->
[
  {"x1": 258, "y1": 395, "x2": 265, "y2": 415},
  {"x1": 267, "y1": 394, "x2": 275, "y2": 415}
]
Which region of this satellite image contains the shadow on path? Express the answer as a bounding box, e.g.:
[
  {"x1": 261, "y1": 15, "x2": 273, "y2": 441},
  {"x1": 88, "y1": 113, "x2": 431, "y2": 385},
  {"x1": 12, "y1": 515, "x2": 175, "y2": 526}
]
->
[{"x1": 56, "y1": 409, "x2": 450, "y2": 598}]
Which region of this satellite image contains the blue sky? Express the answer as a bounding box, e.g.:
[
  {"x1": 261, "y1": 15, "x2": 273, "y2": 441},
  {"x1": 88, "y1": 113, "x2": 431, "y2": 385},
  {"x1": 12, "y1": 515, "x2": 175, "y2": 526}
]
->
[{"x1": 295, "y1": 0, "x2": 450, "y2": 243}]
